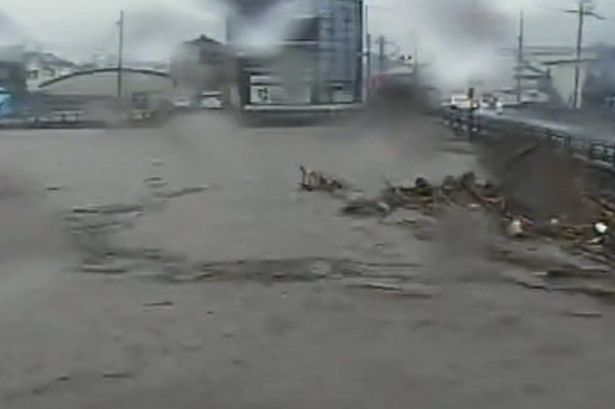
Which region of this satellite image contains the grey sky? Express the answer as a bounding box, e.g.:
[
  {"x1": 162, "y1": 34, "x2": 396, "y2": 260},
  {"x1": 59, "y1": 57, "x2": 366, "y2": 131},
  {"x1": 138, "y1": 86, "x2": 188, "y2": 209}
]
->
[{"x1": 1, "y1": 0, "x2": 615, "y2": 66}]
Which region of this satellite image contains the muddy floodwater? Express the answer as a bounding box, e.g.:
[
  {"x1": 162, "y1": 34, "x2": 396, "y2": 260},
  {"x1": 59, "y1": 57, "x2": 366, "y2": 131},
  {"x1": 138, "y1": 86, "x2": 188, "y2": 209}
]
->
[{"x1": 1, "y1": 112, "x2": 614, "y2": 409}]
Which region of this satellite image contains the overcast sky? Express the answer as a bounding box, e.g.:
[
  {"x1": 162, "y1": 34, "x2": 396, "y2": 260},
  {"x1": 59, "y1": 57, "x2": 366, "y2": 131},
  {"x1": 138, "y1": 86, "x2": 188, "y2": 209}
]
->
[{"x1": 1, "y1": 0, "x2": 615, "y2": 66}]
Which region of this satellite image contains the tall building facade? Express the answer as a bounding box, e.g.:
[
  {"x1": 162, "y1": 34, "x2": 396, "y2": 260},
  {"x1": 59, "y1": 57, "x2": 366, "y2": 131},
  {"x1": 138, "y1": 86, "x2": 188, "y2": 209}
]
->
[{"x1": 226, "y1": 0, "x2": 363, "y2": 110}]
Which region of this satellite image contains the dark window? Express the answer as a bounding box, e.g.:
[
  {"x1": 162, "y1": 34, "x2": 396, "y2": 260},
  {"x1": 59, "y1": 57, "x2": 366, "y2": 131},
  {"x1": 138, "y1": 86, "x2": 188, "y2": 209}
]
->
[{"x1": 287, "y1": 17, "x2": 319, "y2": 42}]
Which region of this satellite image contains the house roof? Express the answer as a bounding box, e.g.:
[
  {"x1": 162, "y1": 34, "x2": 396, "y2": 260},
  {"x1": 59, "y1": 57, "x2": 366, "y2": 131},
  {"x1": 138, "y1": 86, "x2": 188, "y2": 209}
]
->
[
  {"x1": 24, "y1": 51, "x2": 76, "y2": 68},
  {"x1": 186, "y1": 34, "x2": 223, "y2": 46}
]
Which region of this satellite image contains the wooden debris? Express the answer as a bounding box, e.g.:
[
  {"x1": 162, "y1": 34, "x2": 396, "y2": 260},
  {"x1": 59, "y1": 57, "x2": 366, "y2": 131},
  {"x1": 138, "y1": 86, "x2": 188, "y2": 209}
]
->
[
  {"x1": 82, "y1": 263, "x2": 129, "y2": 275},
  {"x1": 300, "y1": 165, "x2": 347, "y2": 192},
  {"x1": 155, "y1": 186, "x2": 210, "y2": 199},
  {"x1": 143, "y1": 301, "x2": 175, "y2": 308},
  {"x1": 299, "y1": 167, "x2": 615, "y2": 303},
  {"x1": 72, "y1": 204, "x2": 143, "y2": 215},
  {"x1": 345, "y1": 279, "x2": 438, "y2": 298},
  {"x1": 381, "y1": 172, "x2": 615, "y2": 278}
]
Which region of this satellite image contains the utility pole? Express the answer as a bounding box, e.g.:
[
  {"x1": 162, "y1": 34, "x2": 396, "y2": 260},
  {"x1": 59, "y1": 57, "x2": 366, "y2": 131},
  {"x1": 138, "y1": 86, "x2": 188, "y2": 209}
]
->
[
  {"x1": 516, "y1": 9, "x2": 524, "y2": 104},
  {"x1": 378, "y1": 35, "x2": 385, "y2": 75},
  {"x1": 117, "y1": 10, "x2": 125, "y2": 99},
  {"x1": 565, "y1": 1, "x2": 604, "y2": 109},
  {"x1": 572, "y1": 2, "x2": 585, "y2": 109},
  {"x1": 366, "y1": 33, "x2": 372, "y2": 97},
  {"x1": 365, "y1": 5, "x2": 371, "y2": 100}
]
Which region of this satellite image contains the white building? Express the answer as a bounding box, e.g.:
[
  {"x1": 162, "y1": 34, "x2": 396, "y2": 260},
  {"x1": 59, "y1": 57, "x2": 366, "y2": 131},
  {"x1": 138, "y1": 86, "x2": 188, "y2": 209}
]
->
[{"x1": 24, "y1": 52, "x2": 77, "y2": 91}]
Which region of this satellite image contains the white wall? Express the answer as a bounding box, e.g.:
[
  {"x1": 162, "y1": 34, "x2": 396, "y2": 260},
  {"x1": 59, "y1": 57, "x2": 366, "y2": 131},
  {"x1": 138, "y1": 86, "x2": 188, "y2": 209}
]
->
[{"x1": 549, "y1": 64, "x2": 588, "y2": 108}]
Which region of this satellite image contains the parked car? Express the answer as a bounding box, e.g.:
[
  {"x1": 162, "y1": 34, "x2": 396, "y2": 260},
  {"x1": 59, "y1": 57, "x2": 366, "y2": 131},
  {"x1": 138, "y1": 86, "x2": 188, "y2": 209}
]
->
[{"x1": 442, "y1": 92, "x2": 479, "y2": 110}]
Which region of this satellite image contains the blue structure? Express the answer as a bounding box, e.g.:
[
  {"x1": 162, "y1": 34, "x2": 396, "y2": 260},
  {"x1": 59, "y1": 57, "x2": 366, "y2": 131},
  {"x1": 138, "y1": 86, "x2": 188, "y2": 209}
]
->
[
  {"x1": 0, "y1": 87, "x2": 15, "y2": 116},
  {"x1": 0, "y1": 61, "x2": 26, "y2": 117}
]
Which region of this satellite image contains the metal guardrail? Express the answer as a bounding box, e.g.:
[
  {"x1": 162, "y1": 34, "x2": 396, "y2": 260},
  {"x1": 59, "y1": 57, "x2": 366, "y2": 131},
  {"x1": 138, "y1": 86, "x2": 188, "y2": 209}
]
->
[
  {"x1": 441, "y1": 107, "x2": 615, "y2": 168},
  {"x1": 0, "y1": 108, "x2": 166, "y2": 129}
]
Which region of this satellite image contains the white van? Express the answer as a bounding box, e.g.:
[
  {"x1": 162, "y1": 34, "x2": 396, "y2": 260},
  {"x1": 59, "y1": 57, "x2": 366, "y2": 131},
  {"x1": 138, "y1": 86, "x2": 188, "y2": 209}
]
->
[{"x1": 199, "y1": 91, "x2": 223, "y2": 109}]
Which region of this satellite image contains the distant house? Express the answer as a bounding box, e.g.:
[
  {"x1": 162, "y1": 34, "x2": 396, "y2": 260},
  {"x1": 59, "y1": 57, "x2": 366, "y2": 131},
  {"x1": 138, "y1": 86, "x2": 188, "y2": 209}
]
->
[
  {"x1": 170, "y1": 34, "x2": 233, "y2": 98},
  {"x1": 24, "y1": 52, "x2": 77, "y2": 91}
]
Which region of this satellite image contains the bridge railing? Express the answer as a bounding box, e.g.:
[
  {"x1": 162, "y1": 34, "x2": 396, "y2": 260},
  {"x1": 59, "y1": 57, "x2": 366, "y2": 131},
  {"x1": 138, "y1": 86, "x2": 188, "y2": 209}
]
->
[{"x1": 440, "y1": 107, "x2": 615, "y2": 169}]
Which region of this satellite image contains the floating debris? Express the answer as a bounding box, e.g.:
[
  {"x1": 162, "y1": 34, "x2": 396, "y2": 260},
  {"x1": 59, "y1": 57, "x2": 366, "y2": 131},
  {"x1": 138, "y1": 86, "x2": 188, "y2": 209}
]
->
[
  {"x1": 101, "y1": 371, "x2": 135, "y2": 380},
  {"x1": 345, "y1": 279, "x2": 438, "y2": 298},
  {"x1": 563, "y1": 310, "x2": 603, "y2": 318},
  {"x1": 143, "y1": 300, "x2": 175, "y2": 308},
  {"x1": 500, "y1": 270, "x2": 550, "y2": 290},
  {"x1": 506, "y1": 218, "x2": 524, "y2": 238},
  {"x1": 342, "y1": 198, "x2": 391, "y2": 217},
  {"x1": 145, "y1": 176, "x2": 167, "y2": 189},
  {"x1": 299, "y1": 165, "x2": 347, "y2": 192},
  {"x1": 82, "y1": 262, "x2": 129, "y2": 275},
  {"x1": 155, "y1": 185, "x2": 210, "y2": 199},
  {"x1": 71, "y1": 203, "x2": 143, "y2": 215},
  {"x1": 595, "y1": 222, "x2": 608, "y2": 235},
  {"x1": 72, "y1": 206, "x2": 102, "y2": 215}
]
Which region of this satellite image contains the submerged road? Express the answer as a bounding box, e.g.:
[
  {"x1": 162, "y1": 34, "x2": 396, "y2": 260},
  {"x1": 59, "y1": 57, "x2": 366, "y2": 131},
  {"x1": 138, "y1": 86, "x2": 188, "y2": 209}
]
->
[{"x1": 0, "y1": 112, "x2": 614, "y2": 408}]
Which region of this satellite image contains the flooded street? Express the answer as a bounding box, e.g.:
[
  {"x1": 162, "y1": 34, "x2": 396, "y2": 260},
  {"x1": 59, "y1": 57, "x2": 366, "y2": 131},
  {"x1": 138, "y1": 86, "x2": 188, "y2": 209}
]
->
[{"x1": 1, "y1": 112, "x2": 615, "y2": 408}]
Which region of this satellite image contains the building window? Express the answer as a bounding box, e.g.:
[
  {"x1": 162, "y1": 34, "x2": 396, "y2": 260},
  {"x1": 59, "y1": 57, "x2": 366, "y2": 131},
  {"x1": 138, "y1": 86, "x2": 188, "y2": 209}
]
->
[
  {"x1": 27, "y1": 70, "x2": 39, "y2": 80},
  {"x1": 43, "y1": 68, "x2": 56, "y2": 78}
]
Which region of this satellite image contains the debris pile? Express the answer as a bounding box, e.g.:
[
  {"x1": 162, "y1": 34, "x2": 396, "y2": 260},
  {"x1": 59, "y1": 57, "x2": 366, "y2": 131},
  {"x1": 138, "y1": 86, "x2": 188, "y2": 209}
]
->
[
  {"x1": 298, "y1": 166, "x2": 615, "y2": 269},
  {"x1": 380, "y1": 172, "x2": 615, "y2": 259}
]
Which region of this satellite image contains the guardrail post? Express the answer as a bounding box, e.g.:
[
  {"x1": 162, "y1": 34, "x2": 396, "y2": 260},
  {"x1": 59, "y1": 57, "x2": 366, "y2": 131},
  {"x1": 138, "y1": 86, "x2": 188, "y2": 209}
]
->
[{"x1": 588, "y1": 143, "x2": 595, "y2": 160}]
